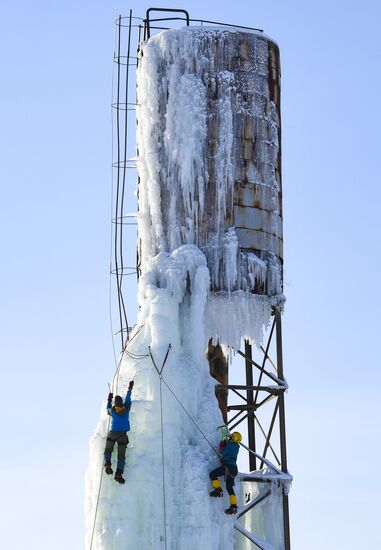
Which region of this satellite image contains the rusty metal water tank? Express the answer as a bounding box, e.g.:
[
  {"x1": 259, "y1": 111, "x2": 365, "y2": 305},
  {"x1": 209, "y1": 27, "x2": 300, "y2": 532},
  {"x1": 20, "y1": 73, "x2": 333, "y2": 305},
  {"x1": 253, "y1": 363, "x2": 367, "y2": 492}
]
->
[{"x1": 137, "y1": 27, "x2": 282, "y2": 297}]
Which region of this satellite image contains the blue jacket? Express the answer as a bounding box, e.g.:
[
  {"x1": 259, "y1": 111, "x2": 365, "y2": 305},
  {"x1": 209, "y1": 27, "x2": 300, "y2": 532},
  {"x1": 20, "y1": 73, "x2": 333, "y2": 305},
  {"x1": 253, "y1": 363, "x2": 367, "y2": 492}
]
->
[
  {"x1": 107, "y1": 390, "x2": 132, "y2": 432},
  {"x1": 221, "y1": 440, "x2": 239, "y2": 466}
]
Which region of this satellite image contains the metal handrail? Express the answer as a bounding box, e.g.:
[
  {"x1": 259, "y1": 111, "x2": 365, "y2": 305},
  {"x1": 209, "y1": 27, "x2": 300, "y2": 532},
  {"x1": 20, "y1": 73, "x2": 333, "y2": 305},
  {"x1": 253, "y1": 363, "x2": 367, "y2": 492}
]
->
[
  {"x1": 191, "y1": 18, "x2": 263, "y2": 33},
  {"x1": 143, "y1": 7, "x2": 263, "y2": 40},
  {"x1": 145, "y1": 8, "x2": 190, "y2": 39}
]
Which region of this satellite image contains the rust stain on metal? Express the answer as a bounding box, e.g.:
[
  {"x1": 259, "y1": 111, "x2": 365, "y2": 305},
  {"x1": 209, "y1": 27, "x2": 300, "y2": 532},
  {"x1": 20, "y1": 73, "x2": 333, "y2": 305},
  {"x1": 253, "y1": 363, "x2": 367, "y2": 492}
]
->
[{"x1": 139, "y1": 29, "x2": 284, "y2": 294}]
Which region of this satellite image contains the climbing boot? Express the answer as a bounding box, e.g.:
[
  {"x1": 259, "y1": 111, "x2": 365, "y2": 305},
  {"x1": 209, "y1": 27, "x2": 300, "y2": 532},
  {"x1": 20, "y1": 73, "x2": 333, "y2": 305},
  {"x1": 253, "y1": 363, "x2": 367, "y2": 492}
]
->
[
  {"x1": 114, "y1": 469, "x2": 125, "y2": 484},
  {"x1": 104, "y1": 463, "x2": 113, "y2": 475},
  {"x1": 225, "y1": 504, "x2": 237, "y2": 515},
  {"x1": 210, "y1": 479, "x2": 223, "y2": 497},
  {"x1": 225, "y1": 494, "x2": 237, "y2": 514}
]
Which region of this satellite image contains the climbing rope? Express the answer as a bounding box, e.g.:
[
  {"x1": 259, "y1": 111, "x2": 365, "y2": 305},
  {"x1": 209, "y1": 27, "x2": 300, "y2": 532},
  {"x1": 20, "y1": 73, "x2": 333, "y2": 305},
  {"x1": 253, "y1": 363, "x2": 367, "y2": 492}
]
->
[
  {"x1": 160, "y1": 377, "x2": 221, "y2": 458},
  {"x1": 159, "y1": 373, "x2": 168, "y2": 550},
  {"x1": 93, "y1": 12, "x2": 129, "y2": 549},
  {"x1": 89, "y1": 410, "x2": 112, "y2": 550},
  {"x1": 149, "y1": 345, "x2": 171, "y2": 550},
  {"x1": 150, "y1": 347, "x2": 220, "y2": 458},
  {"x1": 149, "y1": 345, "x2": 222, "y2": 549},
  {"x1": 114, "y1": 324, "x2": 147, "y2": 393}
]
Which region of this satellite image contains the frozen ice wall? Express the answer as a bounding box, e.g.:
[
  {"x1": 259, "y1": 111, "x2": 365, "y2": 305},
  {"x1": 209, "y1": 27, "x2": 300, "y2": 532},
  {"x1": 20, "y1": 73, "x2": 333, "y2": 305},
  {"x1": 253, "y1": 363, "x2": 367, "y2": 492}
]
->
[
  {"x1": 86, "y1": 246, "x2": 236, "y2": 549},
  {"x1": 85, "y1": 26, "x2": 285, "y2": 550}
]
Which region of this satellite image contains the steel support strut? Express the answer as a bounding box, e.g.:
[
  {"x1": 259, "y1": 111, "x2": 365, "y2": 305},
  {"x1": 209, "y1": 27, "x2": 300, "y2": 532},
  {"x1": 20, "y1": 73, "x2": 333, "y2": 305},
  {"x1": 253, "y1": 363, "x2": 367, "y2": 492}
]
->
[
  {"x1": 245, "y1": 340, "x2": 256, "y2": 471},
  {"x1": 275, "y1": 308, "x2": 291, "y2": 550},
  {"x1": 225, "y1": 308, "x2": 291, "y2": 549}
]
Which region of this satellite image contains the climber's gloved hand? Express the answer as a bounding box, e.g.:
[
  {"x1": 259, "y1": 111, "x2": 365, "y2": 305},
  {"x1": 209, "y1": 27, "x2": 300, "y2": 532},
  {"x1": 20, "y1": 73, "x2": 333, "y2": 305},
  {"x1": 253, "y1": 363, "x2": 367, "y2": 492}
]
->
[
  {"x1": 128, "y1": 380, "x2": 134, "y2": 391},
  {"x1": 107, "y1": 392, "x2": 113, "y2": 403}
]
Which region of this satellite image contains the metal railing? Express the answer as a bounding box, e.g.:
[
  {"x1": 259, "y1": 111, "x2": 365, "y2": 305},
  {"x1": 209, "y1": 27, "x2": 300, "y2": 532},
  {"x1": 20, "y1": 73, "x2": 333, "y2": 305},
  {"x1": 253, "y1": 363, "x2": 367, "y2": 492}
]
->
[{"x1": 143, "y1": 8, "x2": 263, "y2": 40}]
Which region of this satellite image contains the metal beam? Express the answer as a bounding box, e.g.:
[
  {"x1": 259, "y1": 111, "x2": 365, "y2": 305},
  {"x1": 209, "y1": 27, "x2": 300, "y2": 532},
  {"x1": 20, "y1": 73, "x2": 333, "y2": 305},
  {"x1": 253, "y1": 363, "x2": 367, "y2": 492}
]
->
[
  {"x1": 275, "y1": 308, "x2": 291, "y2": 550},
  {"x1": 226, "y1": 313, "x2": 291, "y2": 548},
  {"x1": 229, "y1": 410, "x2": 251, "y2": 431},
  {"x1": 237, "y1": 349, "x2": 285, "y2": 386},
  {"x1": 260, "y1": 398, "x2": 280, "y2": 467},
  {"x1": 245, "y1": 340, "x2": 256, "y2": 470},
  {"x1": 237, "y1": 489, "x2": 272, "y2": 519},
  {"x1": 234, "y1": 523, "x2": 267, "y2": 550},
  {"x1": 216, "y1": 384, "x2": 284, "y2": 394},
  {"x1": 227, "y1": 409, "x2": 245, "y2": 427},
  {"x1": 254, "y1": 318, "x2": 276, "y2": 410},
  {"x1": 228, "y1": 405, "x2": 258, "y2": 411}
]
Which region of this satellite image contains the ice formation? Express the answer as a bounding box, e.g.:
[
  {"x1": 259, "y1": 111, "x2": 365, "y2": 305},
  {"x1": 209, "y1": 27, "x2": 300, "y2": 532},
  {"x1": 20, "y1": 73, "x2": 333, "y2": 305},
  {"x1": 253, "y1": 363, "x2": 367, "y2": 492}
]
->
[
  {"x1": 86, "y1": 26, "x2": 286, "y2": 550},
  {"x1": 136, "y1": 27, "x2": 284, "y2": 301},
  {"x1": 86, "y1": 246, "x2": 236, "y2": 549}
]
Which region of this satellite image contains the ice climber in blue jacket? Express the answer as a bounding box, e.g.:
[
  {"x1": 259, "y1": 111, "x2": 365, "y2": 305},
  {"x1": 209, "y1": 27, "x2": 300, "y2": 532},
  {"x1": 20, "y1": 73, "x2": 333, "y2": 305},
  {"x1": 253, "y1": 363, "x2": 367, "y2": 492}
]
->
[
  {"x1": 104, "y1": 380, "x2": 134, "y2": 484},
  {"x1": 209, "y1": 431, "x2": 242, "y2": 514}
]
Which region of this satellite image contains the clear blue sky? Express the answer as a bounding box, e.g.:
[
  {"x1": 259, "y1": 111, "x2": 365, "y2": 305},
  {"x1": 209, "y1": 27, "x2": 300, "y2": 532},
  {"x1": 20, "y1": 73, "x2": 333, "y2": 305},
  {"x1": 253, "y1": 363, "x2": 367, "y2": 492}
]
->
[{"x1": 0, "y1": 1, "x2": 380, "y2": 548}]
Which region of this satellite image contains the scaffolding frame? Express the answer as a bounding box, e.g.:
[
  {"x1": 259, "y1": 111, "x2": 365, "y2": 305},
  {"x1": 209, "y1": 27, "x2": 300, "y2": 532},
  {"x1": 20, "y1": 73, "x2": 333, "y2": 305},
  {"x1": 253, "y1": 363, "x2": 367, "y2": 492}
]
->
[{"x1": 219, "y1": 307, "x2": 291, "y2": 549}]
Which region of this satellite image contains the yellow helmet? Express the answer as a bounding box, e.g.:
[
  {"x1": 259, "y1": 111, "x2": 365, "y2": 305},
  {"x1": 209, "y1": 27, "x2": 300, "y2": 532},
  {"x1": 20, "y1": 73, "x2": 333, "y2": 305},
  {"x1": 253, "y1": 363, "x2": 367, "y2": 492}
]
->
[{"x1": 231, "y1": 432, "x2": 242, "y2": 443}]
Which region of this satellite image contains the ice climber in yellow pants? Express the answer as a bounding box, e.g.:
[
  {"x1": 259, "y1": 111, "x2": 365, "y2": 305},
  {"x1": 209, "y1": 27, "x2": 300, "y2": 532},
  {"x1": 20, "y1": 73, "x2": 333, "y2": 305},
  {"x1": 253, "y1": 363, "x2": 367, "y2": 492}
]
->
[{"x1": 209, "y1": 431, "x2": 242, "y2": 515}]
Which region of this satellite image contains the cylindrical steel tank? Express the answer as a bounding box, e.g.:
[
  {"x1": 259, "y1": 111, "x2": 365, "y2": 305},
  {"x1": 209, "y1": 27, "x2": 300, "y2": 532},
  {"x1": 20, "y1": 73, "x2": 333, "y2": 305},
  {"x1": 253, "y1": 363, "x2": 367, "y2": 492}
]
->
[{"x1": 137, "y1": 27, "x2": 282, "y2": 297}]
